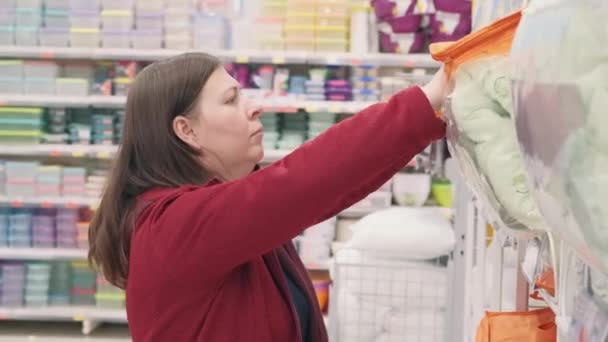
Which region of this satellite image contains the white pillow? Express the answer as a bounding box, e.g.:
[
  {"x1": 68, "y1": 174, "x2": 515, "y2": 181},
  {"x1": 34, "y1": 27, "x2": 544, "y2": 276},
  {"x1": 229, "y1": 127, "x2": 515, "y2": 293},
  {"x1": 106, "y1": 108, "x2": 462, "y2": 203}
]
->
[{"x1": 346, "y1": 207, "x2": 455, "y2": 260}]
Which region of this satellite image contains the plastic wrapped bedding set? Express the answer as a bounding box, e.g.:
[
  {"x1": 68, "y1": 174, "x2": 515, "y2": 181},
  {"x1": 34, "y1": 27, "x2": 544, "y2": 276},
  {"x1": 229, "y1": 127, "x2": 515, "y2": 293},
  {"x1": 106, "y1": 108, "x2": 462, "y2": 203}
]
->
[
  {"x1": 430, "y1": 11, "x2": 547, "y2": 239},
  {"x1": 509, "y1": 0, "x2": 608, "y2": 272}
]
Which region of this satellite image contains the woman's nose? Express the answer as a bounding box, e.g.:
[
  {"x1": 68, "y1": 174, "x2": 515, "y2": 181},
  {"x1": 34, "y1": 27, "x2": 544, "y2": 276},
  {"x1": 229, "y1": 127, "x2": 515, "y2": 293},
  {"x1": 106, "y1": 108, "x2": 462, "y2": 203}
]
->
[{"x1": 246, "y1": 101, "x2": 263, "y2": 120}]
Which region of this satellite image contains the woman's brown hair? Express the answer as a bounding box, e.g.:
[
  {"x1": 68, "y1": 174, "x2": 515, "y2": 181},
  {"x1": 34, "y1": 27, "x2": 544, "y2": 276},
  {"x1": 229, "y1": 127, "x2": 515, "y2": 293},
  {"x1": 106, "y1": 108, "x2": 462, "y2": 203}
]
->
[{"x1": 89, "y1": 53, "x2": 222, "y2": 289}]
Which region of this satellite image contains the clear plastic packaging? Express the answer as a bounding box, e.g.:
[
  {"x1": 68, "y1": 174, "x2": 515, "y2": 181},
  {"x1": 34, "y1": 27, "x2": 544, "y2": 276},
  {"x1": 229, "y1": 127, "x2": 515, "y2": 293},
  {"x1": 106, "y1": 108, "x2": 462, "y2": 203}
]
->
[
  {"x1": 16, "y1": 9, "x2": 42, "y2": 27},
  {"x1": 102, "y1": 29, "x2": 131, "y2": 48},
  {"x1": 44, "y1": 11, "x2": 70, "y2": 28},
  {"x1": 55, "y1": 78, "x2": 89, "y2": 96},
  {"x1": 39, "y1": 27, "x2": 69, "y2": 46},
  {"x1": 132, "y1": 29, "x2": 162, "y2": 49},
  {"x1": 24, "y1": 61, "x2": 59, "y2": 78},
  {"x1": 44, "y1": 0, "x2": 70, "y2": 10},
  {"x1": 0, "y1": 9, "x2": 16, "y2": 26},
  {"x1": 24, "y1": 78, "x2": 56, "y2": 94},
  {"x1": 101, "y1": 10, "x2": 134, "y2": 30},
  {"x1": 15, "y1": 27, "x2": 38, "y2": 46},
  {"x1": 431, "y1": 11, "x2": 547, "y2": 238},
  {"x1": 0, "y1": 60, "x2": 24, "y2": 78},
  {"x1": 101, "y1": 0, "x2": 132, "y2": 10},
  {"x1": 70, "y1": 11, "x2": 101, "y2": 29},
  {"x1": 510, "y1": 0, "x2": 608, "y2": 271},
  {"x1": 135, "y1": 11, "x2": 163, "y2": 30},
  {"x1": 0, "y1": 26, "x2": 15, "y2": 45},
  {"x1": 0, "y1": 77, "x2": 24, "y2": 93},
  {"x1": 69, "y1": 28, "x2": 100, "y2": 47}
]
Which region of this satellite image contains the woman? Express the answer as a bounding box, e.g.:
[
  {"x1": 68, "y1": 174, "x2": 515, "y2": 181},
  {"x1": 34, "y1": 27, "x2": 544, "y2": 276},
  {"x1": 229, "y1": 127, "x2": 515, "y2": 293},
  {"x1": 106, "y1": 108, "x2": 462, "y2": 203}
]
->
[{"x1": 89, "y1": 52, "x2": 448, "y2": 342}]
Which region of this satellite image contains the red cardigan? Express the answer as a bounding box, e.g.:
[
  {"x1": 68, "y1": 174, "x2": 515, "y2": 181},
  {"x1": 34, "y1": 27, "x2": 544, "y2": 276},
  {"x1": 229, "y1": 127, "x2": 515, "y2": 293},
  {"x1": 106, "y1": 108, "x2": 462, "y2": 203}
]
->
[{"x1": 126, "y1": 87, "x2": 446, "y2": 341}]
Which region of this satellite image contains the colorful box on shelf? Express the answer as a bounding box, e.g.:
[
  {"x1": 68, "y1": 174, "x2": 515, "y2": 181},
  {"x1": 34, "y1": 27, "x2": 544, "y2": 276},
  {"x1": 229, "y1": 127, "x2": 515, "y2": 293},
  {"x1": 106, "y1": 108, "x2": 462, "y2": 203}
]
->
[{"x1": 69, "y1": 27, "x2": 100, "y2": 48}]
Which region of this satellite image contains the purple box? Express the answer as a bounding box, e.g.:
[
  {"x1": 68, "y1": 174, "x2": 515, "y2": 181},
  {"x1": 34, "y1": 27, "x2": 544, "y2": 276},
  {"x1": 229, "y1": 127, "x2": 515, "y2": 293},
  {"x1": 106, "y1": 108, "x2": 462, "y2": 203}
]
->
[
  {"x1": 433, "y1": 0, "x2": 471, "y2": 14},
  {"x1": 379, "y1": 31, "x2": 426, "y2": 53},
  {"x1": 372, "y1": 0, "x2": 417, "y2": 20},
  {"x1": 386, "y1": 14, "x2": 423, "y2": 33}
]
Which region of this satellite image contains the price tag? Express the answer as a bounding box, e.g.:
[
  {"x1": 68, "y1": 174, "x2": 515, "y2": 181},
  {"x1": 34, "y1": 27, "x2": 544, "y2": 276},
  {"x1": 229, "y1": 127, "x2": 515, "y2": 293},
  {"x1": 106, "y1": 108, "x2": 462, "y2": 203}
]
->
[
  {"x1": 235, "y1": 56, "x2": 249, "y2": 64},
  {"x1": 10, "y1": 200, "x2": 23, "y2": 208},
  {"x1": 404, "y1": 59, "x2": 416, "y2": 68},
  {"x1": 0, "y1": 311, "x2": 8, "y2": 320},
  {"x1": 306, "y1": 106, "x2": 319, "y2": 113},
  {"x1": 50, "y1": 150, "x2": 61, "y2": 157},
  {"x1": 328, "y1": 104, "x2": 340, "y2": 113},
  {"x1": 72, "y1": 151, "x2": 85, "y2": 158},
  {"x1": 73, "y1": 313, "x2": 85, "y2": 321},
  {"x1": 40, "y1": 201, "x2": 52, "y2": 209},
  {"x1": 272, "y1": 56, "x2": 286, "y2": 64},
  {"x1": 66, "y1": 202, "x2": 78, "y2": 209},
  {"x1": 40, "y1": 50, "x2": 55, "y2": 59},
  {"x1": 97, "y1": 151, "x2": 111, "y2": 159},
  {"x1": 351, "y1": 59, "x2": 363, "y2": 66}
]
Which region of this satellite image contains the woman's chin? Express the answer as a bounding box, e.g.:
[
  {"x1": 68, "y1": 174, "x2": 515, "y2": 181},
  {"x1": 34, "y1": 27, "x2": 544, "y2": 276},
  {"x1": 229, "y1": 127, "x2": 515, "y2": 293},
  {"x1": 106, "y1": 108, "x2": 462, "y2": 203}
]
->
[{"x1": 251, "y1": 145, "x2": 264, "y2": 163}]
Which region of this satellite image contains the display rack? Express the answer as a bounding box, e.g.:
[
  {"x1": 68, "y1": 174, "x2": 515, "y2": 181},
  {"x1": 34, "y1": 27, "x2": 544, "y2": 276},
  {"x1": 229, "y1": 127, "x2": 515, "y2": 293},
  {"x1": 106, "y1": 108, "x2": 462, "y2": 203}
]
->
[{"x1": 0, "y1": 46, "x2": 439, "y2": 68}]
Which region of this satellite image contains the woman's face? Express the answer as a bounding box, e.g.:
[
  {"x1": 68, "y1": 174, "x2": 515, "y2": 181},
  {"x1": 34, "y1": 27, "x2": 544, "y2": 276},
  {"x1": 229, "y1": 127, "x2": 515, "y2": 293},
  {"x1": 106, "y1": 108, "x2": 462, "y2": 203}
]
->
[{"x1": 173, "y1": 67, "x2": 264, "y2": 180}]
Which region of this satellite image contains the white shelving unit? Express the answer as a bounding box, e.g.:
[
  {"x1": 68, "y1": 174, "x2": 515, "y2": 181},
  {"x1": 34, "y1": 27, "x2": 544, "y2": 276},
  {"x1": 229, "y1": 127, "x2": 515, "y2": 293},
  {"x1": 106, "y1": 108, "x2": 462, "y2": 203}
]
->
[
  {"x1": 0, "y1": 93, "x2": 376, "y2": 113},
  {"x1": 0, "y1": 144, "x2": 291, "y2": 164},
  {"x1": 0, "y1": 306, "x2": 127, "y2": 334},
  {"x1": 0, "y1": 247, "x2": 87, "y2": 260},
  {"x1": 0, "y1": 46, "x2": 439, "y2": 68}
]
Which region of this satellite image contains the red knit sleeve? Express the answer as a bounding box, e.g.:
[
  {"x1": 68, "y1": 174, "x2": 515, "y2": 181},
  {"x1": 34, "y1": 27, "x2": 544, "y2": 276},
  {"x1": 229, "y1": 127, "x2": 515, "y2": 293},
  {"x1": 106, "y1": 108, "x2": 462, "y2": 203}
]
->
[{"x1": 137, "y1": 87, "x2": 445, "y2": 282}]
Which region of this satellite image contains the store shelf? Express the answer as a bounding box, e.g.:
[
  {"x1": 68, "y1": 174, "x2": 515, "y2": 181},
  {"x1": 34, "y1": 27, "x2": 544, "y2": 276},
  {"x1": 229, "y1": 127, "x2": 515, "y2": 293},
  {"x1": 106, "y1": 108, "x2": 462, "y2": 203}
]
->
[
  {"x1": 340, "y1": 205, "x2": 453, "y2": 219},
  {"x1": 0, "y1": 93, "x2": 374, "y2": 113},
  {"x1": 0, "y1": 94, "x2": 125, "y2": 108},
  {"x1": 0, "y1": 46, "x2": 439, "y2": 68},
  {"x1": 0, "y1": 306, "x2": 127, "y2": 323},
  {"x1": 0, "y1": 195, "x2": 97, "y2": 208},
  {"x1": 0, "y1": 247, "x2": 87, "y2": 260},
  {"x1": 0, "y1": 144, "x2": 292, "y2": 164}
]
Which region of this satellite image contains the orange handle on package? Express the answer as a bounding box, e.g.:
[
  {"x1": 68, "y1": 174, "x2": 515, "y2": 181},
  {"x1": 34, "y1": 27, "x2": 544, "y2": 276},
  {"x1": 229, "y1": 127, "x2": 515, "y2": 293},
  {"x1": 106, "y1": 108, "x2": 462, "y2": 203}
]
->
[{"x1": 429, "y1": 10, "x2": 523, "y2": 78}]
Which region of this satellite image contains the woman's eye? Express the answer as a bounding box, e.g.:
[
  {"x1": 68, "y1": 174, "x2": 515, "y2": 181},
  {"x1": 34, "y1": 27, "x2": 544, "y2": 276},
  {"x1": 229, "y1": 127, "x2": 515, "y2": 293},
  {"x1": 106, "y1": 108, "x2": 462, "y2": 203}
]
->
[{"x1": 226, "y1": 92, "x2": 238, "y2": 104}]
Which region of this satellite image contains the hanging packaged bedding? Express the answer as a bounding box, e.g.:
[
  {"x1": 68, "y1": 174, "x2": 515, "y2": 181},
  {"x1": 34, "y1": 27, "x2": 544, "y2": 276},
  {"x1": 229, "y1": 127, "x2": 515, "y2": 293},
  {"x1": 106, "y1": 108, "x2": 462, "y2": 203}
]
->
[
  {"x1": 430, "y1": 11, "x2": 547, "y2": 238},
  {"x1": 510, "y1": 0, "x2": 608, "y2": 272}
]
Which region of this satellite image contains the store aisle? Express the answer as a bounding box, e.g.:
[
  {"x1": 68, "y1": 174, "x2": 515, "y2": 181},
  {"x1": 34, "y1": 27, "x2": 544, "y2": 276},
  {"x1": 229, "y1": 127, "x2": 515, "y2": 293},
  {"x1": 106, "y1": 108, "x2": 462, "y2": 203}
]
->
[{"x1": 0, "y1": 322, "x2": 131, "y2": 341}]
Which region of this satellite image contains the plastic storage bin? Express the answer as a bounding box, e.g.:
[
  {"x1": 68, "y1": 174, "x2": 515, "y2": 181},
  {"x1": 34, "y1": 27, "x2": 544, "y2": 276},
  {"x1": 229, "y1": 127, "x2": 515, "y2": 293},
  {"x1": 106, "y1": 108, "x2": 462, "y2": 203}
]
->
[
  {"x1": 316, "y1": 39, "x2": 348, "y2": 52},
  {"x1": 0, "y1": 26, "x2": 15, "y2": 45},
  {"x1": 24, "y1": 78, "x2": 55, "y2": 94},
  {"x1": 44, "y1": 0, "x2": 70, "y2": 10},
  {"x1": 69, "y1": 28, "x2": 99, "y2": 47},
  {"x1": 135, "y1": 0, "x2": 163, "y2": 11},
  {"x1": 0, "y1": 77, "x2": 24, "y2": 93},
  {"x1": 101, "y1": 10, "x2": 134, "y2": 30},
  {"x1": 0, "y1": 60, "x2": 24, "y2": 78},
  {"x1": 24, "y1": 61, "x2": 59, "y2": 78},
  {"x1": 15, "y1": 27, "x2": 38, "y2": 46},
  {"x1": 55, "y1": 78, "x2": 89, "y2": 96},
  {"x1": 317, "y1": 26, "x2": 348, "y2": 40},
  {"x1": 164, "y1": 35, "x2": 191, "y2": 50},
  {"x1": 70, "y1": 0, "x2": 100, "y2": 11},
  {"x1": 0, "y1": 9, "x2": 16, "y2": 26},
  {"x1": 135, "y1": 11, "x2": 163, "y2": 30},
  {"x1": 17, "y1": 0, "x2": 41, "y2": 6},
  {"x1": 101, "y1": 0, "x2": 132, "y2": 10},
  {"x1": 284, "y1": 25, "x2": 316, "y2": 40},
  {"x1": 132, "y1": 29, "x2": 162, "y2": 49},
  {"x1": 102, "y1": 29, "x2": 131, "y2": 48},
  {"x1": 39, "y1": 27, "x2": 69, "y2": 46},
  {"x1": 44, "y1": 10, "x2": 70, "y2": 28},
  {"x1": 70, "y1": 11, "x2": 101, "y2": 29},
  {"x1": 16, "y1": 9, "x2": 42, "y2": 27}
]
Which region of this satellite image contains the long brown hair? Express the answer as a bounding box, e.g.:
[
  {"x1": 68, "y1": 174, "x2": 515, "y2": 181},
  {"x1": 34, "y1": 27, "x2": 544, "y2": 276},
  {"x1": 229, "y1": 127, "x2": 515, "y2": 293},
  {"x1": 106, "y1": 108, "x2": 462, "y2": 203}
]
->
[{"x1": 89, "y1": 53, "x2": 222, "y2": 288}]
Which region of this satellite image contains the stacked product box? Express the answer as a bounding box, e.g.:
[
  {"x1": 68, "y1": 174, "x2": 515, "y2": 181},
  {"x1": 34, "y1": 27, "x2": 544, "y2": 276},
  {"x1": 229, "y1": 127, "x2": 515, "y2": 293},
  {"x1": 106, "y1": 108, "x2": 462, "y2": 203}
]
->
[
  {"x1": 261, "y1": 113, "x2": 279, "y2": 150},
  {"x1": 133, "y1": 0, "x2": 163, "y2": 49},
  {"x1": 1, "y1": 262, "x2": 26, "y2": 307},
  {"x1": 0, "y1": 0, "x2": 16, "y2": 45},
  {"x1": 56, "y1": 208, "x2": 78, "y2": 248},
  {"x1": 61, "y1": 167, "x2": 86, "y2": 196},
  {"x1": 16, "y1": 0, "x2": 42, "y2": 46},
  {"x1": 44, "y1": 108, "x2": 68, "y2": 144},
  {"x1": 69, "y1": 0, "x2": 100, "y2": 47},
  {"x1": 164, "y1": 0, "x2": 192, "y2": 49},
  {"x1": 352, "y1": 65, "x2": 380, "y2": 101},
  {"x1": 0, "y1": 60, "x2": 24, "y2": 94},
  {"x1": 307, "y1": 113, "x2": 335, "y2": 140},
  {"x1": 0, "y1": 107, "x2": 43, "y2": 144},
  {"x1": 101, "y1": 0, "x2": 133, "y2": 48},
  {"x1": 24, "y1": 61, "x2": 58, "y2": 95},
  {"x1": 279, "y1": 113, "x2": 307, "y2": 150},
  {"x1": 42, "y1": 0, "x2": 70, "y2": 47},
  {"x1": 49, "y1": 261, "x2": 71, "y2": 305},
  {"x1": 32, "y1": 208, "x2": 56, "y2": 248},
  {"x1": 5, "y1": 161, "x2": 39, "y2": 197},
  {"x1": 36, "y1": 165, "x2": 62, "y2": 196},
  {"x1": 25, "y1": 262, "x2": 51, "y2": 307},
  {"x1": 0, "y1": 208, "x2": 8, "y2": 246},
  {"x1": 70, "y1": 261, "x2": 96, "y2": 305}
]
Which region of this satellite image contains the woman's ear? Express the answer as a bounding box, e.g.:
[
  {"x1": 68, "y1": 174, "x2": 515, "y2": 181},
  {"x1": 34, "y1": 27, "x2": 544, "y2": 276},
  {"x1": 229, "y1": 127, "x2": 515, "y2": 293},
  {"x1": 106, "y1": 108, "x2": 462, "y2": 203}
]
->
[{"x1": 173, "y1": 115, "x2": 201, "y2": 150}]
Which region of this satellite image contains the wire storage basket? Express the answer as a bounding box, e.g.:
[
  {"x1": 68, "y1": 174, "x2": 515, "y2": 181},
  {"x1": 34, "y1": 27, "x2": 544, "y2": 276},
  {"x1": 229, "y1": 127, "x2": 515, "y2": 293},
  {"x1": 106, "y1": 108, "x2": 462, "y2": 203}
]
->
[{"x1": 329, "y1": 248, "x2": 450, "y2": 342}]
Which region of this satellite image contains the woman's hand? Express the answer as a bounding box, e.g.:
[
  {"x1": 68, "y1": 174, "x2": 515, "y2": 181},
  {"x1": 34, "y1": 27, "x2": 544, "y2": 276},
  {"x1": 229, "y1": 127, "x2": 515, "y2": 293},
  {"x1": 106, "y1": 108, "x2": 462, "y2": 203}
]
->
[{"x1": 421, "y1": 66, "x2": 450, "y2": 111}]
